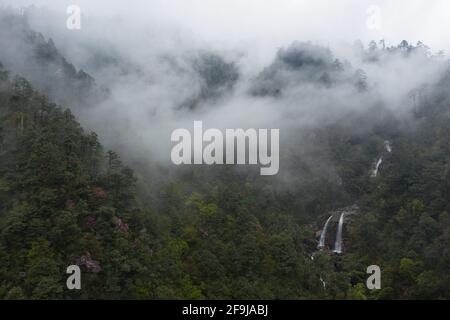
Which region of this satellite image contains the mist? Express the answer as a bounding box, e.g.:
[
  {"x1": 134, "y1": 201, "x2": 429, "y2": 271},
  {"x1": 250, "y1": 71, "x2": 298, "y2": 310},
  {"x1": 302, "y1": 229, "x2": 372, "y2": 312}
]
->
[
  {"x1": 0, "y1": 0, "x2": 449, "y2": 184},
  {"x1": 2, "y1": 1, "x2": 450, "y2": 302}
]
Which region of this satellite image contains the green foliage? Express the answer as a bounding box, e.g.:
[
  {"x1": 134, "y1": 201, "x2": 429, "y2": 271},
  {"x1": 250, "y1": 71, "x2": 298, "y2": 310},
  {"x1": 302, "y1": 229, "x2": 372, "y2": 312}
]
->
[{"x1": 1, "y1": 48, "x2": 450, "y2": 300}]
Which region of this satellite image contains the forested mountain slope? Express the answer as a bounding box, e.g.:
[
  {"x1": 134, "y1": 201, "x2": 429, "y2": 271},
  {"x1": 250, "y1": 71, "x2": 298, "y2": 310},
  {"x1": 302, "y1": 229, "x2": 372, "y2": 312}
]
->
[
  {"x1": 0, "y1": 11, "x2": 107, "y2": 109},
  {"x1": 0, "y1": 8, "x2": 449, "y2": 299},
  {"x1": 0, "y1": 65, "x2": 332, "y2": 299}
]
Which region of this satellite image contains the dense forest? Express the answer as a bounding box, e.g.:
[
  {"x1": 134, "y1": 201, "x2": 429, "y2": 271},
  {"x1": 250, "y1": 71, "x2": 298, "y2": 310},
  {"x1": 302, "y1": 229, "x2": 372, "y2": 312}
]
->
[{"x1": 0, "y1": 9, "x2": 449, "y2": 300}]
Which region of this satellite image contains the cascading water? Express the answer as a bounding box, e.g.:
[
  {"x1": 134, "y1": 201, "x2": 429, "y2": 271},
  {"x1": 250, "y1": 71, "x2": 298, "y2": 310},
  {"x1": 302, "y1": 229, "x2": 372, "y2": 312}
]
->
[
  {"x1": 371, "y1": 157, "x2": 383, "y2": 177},
  {"x1": 371, "y1": 140, "x2": 392, "y2": 178},
  {"x1": 384, "y1": 140, "x2": 392, "y2": 153},
  {"x1": 319, "y1": 276, "x2": 326, "y2": 290},
  {"x1": 333, "y1": 212, "x2": 345, "y2": 254},
  {"x1": 317, "y1": 215, "x2": 333, "y2": 249}
]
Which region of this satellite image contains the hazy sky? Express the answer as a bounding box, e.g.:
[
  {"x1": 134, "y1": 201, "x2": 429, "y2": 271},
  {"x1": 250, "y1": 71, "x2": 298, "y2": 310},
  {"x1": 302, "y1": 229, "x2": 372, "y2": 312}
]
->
[{"x1": 1, "y1": 0, "x2": 450, "y2": 54}]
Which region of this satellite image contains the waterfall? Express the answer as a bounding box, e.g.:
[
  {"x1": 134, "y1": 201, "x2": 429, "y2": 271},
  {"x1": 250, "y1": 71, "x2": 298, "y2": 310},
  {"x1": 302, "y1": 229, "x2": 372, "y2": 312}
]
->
[
  {"x1": 333, "y1": 212, "x2": 345, "y2": 254},
  {"x1": 319, "y1": 276, "x2": 326, "y2": 290},
  {"x1": 384, "y1": 140, "x2": 392, "y2": 153},
  {"x1": 371, "y1": 157, "x2": 383, "y2": 177},
  {"x1": 371, "y1": 141, "x2": 392, "y2": 178},
  {"x1": 317, "y1": 215, "x2": 333, "y2": 249}
]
